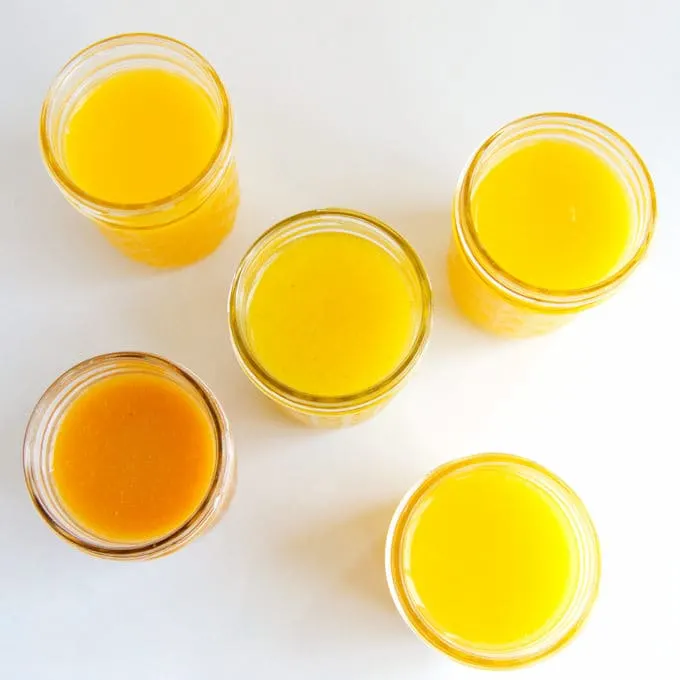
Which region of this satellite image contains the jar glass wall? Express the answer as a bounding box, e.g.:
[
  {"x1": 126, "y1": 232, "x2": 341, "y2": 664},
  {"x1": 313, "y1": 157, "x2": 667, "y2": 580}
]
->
[
  {"x1": 23, "y1": 352, "x2": 236, "y2": 560},
  {"x1": 229, "y1": 209, "x2": 432, "y2": 427},
  {"x1": 449, "y1": 113, "x2": 656, "y2": 337},
  {"x1": 40, "y1": 33, "x2": 239, "y2": 267}
]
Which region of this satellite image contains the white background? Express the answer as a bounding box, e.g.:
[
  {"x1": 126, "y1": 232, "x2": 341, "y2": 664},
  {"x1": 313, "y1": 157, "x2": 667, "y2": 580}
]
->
[{"x1": 2, "y1": 1, "x2": 679, "y2": 677}]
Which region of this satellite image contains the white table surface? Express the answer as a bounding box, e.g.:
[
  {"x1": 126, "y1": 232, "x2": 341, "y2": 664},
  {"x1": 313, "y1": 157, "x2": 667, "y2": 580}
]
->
[{"x1": 2, "y1": 1, "x2": 679, "y2": 677}]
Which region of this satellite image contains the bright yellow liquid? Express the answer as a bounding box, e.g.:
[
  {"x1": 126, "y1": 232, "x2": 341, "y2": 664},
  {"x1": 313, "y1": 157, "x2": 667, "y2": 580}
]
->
[
  {"x1": 65, "y1": 68, "x2": 220, "y2": 204},
  {"x1": 472, "y1": 139, "x2": 633, "y2": 290},
  {"x1": 403, "y1": 463, "x2": 578, "y2": 648},
  {"x1": 246, "y1": 232, "x2": 416, "y2": 397},
  {"x1": 62, "y1": 68, "x2": 239, "y2": 266},
  {"x1": 450, "y1": 138, "x2": 635, "y2": 336}
]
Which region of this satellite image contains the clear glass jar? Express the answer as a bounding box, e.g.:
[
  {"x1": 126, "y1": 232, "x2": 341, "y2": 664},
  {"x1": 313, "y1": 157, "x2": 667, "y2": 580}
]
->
[
  {"x1": 40, "y1": 33, "x2": 239, "y2": 268},
  {"x1": 386, "y1": 453, "x2": 600, "y2": 669},
  {"x1": 449, "y1": 113, "x2": 656, "y2": 337},
  {"x1": 23, "y1": 352, "x2": 236, "y2": 560},
  {"x1": 228, "y1": 209, "x2": 432, "y2": 427}
]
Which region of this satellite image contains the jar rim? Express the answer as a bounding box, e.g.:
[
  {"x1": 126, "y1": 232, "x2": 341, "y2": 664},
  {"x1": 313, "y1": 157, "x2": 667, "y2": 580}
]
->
[
  {"x1": 39, "y1": 32, "x2": 233, "y2": 222},
  {"x1": 454, "y1": 112, "x2": 657, "y2": 308},
  {"x1": 228, "y1": 208, "x2": 433, "y2": 413},
  {"x1": 386, "y1": 453, "x2": 601, "y2": 669},
  {"x1": 22, "y1": 351, "x2": 236, "y2": 560}
]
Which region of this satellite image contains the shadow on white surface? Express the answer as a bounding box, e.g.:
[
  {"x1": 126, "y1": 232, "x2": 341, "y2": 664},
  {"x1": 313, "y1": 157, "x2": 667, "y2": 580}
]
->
[
  {"x1": 1, "y1": 134, "x2": 149, "y2": 294},
  {"x1": 282, "y1": 503, "x2": 399, "y2": 615}
]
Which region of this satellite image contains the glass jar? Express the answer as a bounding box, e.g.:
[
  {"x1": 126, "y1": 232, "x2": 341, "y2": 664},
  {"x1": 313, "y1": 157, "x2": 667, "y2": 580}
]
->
[
  {"x1": 228, "y1": 209, "x2": 432, "y2": 427},
  {"x1": 23, "y1": 352, "x2": 236, "y2": 560},
  {"x1": 386, "y1": 453, "x2": 600, "y2": 669},
  {"x1": 40, "y1": 33, "x2": 239, "y2": 268},
  {"x1": 449, "y1": 113, "x2": 656, "y2": 337}
]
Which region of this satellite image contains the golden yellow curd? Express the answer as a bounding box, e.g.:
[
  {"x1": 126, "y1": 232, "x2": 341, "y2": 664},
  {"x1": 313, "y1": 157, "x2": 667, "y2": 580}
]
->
[
  {"x1": 472, "y1": 139, "x2": 632, "y2": 291},
  {"x1": 41, "y1": 34, "x2": 239, "y2": 267},
  {"x1": 230, "y1": 210, "x2": 432, "y2": 426},
  {"x1": 449, "y1": 114, "x2": 655, "y2": 336},
  {"x1": 387, "y1": 454, "x2": 600, "y2": 668},
  {"x1": 64, "y1": 68, "x2": 220, "y2": 205},
  {"x1": 248, "y1": 231, "x2": 415, "y2": 396}
]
